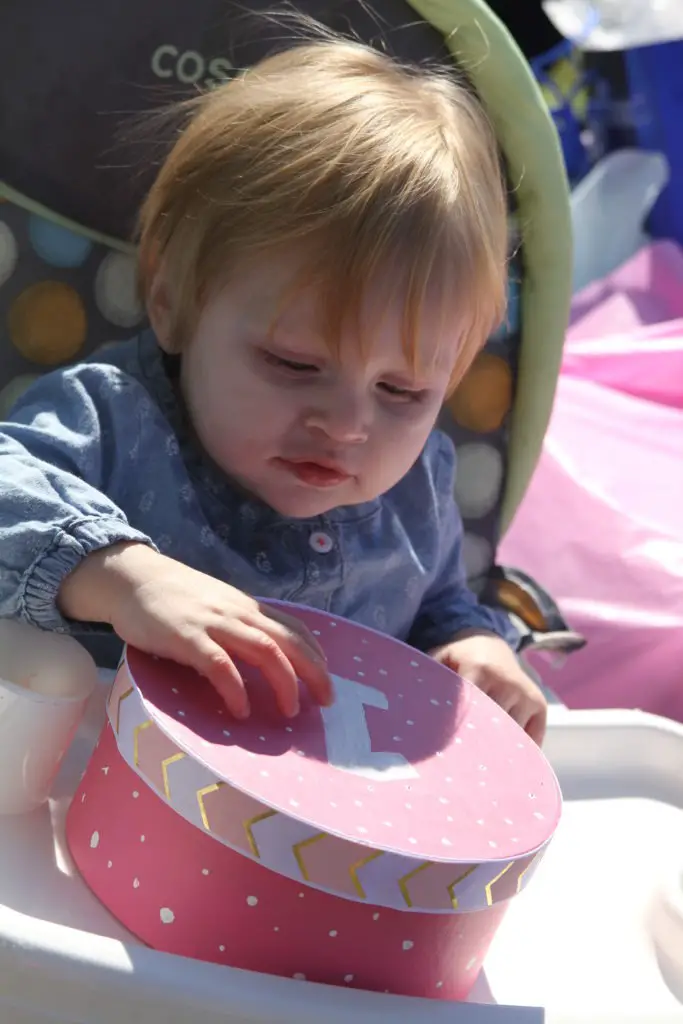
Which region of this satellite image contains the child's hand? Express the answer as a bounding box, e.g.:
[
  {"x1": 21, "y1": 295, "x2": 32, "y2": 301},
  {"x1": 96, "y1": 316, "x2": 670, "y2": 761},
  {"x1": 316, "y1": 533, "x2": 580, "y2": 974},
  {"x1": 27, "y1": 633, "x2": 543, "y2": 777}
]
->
[
  {"x1": 429, "y1": 631, "x2": 547, "y2": 745},
  {"x1": 59, "y1": 543, "x2": 332, "y2": 720}
]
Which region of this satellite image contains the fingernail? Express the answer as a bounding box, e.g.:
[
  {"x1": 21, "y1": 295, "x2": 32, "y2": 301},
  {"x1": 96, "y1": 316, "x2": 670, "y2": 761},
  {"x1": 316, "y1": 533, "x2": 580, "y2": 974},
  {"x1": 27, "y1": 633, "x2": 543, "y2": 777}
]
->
[{"x1": 287, "y1": 701, "x2": 300, "y2": 718}]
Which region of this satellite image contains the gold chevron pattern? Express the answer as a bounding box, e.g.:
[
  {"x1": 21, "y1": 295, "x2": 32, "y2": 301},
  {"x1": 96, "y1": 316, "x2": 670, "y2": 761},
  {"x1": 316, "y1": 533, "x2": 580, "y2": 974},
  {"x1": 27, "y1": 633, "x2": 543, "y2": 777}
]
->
[
  {"x1": 447, "y1": 865, "x2": 478, "y2": 909},
  {"x1": 161, "y1": 752, "x2": 186, "y2": 800},
  {"x1": 114, "y1": 685, "x2": 133, "y2": 735},
  {"x1": 485, "y1": 861, "x2": 514, "y2": 906},
  {"x1": 398, "y1": 860, "x2": 430, "y2": 908},
  {"x1": 132, "y1": 719, "x2": 152, "y2": 767},
  {"x1": 397, "y1": 861, "x2": 478, "y2": 909},
  {"x1": 292, "y1": 832, "x2": 327, "y2": 880},
  {"x1": 349, "y1": 849, "x2": 384, "y2": 899},
  {"x1": 197, "y1": 782, "x2": 225, "y2": 831},
  {"x1": 515, "y1": 853, "x2": 539, "y2": 894},
  {"x1": 242, "y1": 809, "x2": 277, "y2": 858},
  {"x1": 112, "y1": 668, "x2": 548, "y2": 912}
]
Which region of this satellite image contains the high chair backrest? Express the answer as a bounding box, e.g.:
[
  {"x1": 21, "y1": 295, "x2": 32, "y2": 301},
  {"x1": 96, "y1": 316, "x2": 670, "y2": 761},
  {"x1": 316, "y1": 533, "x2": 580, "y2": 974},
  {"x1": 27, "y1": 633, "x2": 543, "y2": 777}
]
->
[{"x1": 0, "y1": 0, "x2": 572, "y2": 594}]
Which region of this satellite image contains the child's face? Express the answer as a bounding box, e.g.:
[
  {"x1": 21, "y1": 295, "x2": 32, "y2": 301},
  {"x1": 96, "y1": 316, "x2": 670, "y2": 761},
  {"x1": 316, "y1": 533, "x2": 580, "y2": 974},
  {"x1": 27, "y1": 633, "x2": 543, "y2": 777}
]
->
[{"x1": 158, "y1": 258, "x2": 458, "y2": 518}]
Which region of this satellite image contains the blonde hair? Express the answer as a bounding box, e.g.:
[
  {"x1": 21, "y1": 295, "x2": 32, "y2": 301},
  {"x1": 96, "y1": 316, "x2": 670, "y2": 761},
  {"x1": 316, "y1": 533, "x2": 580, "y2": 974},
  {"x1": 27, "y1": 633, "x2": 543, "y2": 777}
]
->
[{"x1": 138, "y1": 37, "x2": 508, "y2": 389}]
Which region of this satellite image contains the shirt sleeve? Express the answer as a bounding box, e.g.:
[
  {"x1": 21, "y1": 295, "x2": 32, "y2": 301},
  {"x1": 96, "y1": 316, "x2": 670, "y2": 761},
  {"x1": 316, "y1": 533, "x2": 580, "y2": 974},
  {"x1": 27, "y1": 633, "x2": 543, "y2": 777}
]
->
[
  {"x1": 0, "y1": 366, "x2": 155, "y2": 632},
  {"x1": 408, "y1": 432, "x2": 518, "y2": 652}
]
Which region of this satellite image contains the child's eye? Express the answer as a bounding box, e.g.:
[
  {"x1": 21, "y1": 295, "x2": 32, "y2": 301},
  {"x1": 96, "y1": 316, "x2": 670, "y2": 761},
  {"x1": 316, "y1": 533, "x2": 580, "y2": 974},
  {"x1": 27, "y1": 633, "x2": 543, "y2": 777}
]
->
[
  {"x1": 263, "y1": 351, "x2": 319, "y2": 374},
  {"x1": 378, "y1": 382, "x2": 424, "y2": 402}
]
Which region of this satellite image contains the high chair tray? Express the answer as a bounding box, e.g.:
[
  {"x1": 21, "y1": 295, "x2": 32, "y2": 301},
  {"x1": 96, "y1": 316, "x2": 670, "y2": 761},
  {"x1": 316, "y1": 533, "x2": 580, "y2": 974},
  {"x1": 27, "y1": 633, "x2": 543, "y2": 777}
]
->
[{"x1": 0, "y1": 675, "x2": 681, "y2": 1024}]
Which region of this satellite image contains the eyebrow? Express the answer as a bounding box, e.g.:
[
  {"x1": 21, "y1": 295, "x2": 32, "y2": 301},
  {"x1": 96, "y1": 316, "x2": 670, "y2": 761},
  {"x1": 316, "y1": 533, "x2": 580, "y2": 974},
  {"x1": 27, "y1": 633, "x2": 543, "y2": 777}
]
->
[
  {"x1": 383, "y1": 369, "x2": 432, "y2": 388},
  {"x1": 261, "y1": 334, "x2": 326, "y2": 358},
  {"x1": 263, "y1": 311, "x2": 323, "y2": 343},
  {"x1": 265, "y1": 331, "x2": 445, "y2": 383}
]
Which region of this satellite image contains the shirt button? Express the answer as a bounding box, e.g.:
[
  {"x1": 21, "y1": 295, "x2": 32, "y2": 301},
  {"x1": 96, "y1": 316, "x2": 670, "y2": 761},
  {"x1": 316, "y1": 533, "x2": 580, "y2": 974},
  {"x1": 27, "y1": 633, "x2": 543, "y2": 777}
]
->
[{"x1": 309, "y1": 531, "x2": 334, "y2": 554}]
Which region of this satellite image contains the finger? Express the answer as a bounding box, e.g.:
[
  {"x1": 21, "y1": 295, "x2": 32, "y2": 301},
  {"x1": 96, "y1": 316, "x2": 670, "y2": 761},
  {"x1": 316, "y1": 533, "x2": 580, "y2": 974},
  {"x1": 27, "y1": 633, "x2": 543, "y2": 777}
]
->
[
  {"x1": 428, "y1": 644, "x2": 451, "y2": 665},
  {"x1": 525, "y1": 707, "x2": 547, "y2": 747},
  {"x1": 452, "y1": 664, "x2": 490, "y2": 691},
  {"x1": 484, "y1": 684, "x2": 519, "y2": 714},
  {"x1": 501, "y1": 698, "x2": 529, "y2": 733},
  {"x1": 257, "y1": 616, "x2": 333, "y2": 708},
  {"x1": 212, "y1": 622, "x2": 301, "y2": 718},
  {"x1": 260, "y1": 606, "x2": 327, "y2": 663},
  {"x1": 504, "y1": 696, "x2": 546, "y2": 745},
  {"x1": 185, "y1": 635, "x2": 250, "y2": 719}
]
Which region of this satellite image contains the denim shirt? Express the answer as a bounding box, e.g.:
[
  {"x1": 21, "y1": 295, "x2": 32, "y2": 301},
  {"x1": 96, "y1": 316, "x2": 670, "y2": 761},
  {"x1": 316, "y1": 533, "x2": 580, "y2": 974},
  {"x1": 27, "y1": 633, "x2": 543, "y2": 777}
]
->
[{"x1": 0, "y1": 330, "x2": 513, "y2": 653}]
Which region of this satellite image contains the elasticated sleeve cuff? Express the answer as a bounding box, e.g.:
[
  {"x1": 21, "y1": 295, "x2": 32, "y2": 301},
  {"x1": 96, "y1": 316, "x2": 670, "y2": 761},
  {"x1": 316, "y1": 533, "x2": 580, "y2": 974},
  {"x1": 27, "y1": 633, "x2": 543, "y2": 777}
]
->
[
  {"x1": 410, "y1": 603, "x2": 521, "y2": 653},
  {"x1": 21, "y1": 516, "x2": 156, "y2": 633}
]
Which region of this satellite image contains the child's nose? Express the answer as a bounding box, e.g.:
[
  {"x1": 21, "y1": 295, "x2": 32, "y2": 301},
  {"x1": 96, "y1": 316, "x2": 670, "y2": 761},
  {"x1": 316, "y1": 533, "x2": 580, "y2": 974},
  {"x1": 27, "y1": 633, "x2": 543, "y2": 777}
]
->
[{"x1": 304, "y1": 395, "x2": 369, "y2": 444}]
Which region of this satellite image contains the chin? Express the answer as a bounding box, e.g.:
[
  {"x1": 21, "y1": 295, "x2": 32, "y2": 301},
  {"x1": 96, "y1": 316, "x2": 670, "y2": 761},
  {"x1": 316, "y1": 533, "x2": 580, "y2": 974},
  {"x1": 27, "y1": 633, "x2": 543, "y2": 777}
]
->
[
  {"x1": 266, "y1": 492, "x2": 343, "y2": 519},
  {"x1": 259, "y1": 482, "x2": 359, "y2": 519}
]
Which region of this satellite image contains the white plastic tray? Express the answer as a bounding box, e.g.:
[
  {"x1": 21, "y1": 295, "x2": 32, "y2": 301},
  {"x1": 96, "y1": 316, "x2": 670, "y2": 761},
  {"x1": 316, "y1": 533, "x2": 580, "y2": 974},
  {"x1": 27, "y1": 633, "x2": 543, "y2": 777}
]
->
[{"x1": 0, "y1": 676, "x2": 682, "y2": 1024}]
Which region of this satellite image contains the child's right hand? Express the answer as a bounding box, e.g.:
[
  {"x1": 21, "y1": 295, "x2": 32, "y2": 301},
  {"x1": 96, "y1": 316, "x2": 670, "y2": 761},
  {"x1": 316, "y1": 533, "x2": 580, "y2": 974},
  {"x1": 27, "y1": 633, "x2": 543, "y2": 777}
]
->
[{"x1": 58, "y1": 542, "x2": 332, "y2": 719}]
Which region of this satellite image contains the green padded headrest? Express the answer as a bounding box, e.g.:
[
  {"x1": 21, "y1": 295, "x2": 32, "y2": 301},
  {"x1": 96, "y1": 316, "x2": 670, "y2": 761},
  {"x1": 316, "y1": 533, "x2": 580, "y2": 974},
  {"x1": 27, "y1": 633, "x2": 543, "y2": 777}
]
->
[{"x1": 408, "y1": 0, "x2": 572, "y2": 531}]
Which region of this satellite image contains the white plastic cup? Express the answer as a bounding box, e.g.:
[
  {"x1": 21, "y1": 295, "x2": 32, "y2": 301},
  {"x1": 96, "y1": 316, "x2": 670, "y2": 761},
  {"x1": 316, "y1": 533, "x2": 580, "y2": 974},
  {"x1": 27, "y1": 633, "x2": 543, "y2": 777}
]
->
[{"x1": 0, "y1": 620, "x2": 98, "y2": 814}]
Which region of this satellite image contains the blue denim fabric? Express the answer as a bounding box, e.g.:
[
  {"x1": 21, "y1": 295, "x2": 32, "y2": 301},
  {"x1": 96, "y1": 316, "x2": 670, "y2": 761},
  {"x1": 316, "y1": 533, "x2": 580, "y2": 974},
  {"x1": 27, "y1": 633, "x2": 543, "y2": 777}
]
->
[{"x1": 0, "y1": 330, "x2": 514, "y2": 651}]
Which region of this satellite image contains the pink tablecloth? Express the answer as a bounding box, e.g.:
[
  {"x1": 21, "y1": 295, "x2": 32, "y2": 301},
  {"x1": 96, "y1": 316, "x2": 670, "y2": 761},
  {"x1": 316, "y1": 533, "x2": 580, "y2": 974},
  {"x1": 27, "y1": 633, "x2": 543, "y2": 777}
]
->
[{"x1": 500, "y1": 242, "x2": 683, "y2": 720}]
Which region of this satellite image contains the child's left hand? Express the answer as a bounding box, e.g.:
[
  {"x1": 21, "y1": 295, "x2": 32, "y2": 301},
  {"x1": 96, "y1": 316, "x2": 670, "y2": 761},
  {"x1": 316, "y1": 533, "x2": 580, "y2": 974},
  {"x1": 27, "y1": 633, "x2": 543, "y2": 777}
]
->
[{"x1": 429, "y1": 631, "x2": 547, "y2": 746}]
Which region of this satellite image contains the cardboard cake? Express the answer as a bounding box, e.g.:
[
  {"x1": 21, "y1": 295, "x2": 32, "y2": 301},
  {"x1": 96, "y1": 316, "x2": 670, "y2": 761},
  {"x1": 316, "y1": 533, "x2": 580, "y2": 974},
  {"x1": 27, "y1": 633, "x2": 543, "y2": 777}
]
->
[{"x1": 66, "y1": 603, "x2": 561, "y2": 1000}]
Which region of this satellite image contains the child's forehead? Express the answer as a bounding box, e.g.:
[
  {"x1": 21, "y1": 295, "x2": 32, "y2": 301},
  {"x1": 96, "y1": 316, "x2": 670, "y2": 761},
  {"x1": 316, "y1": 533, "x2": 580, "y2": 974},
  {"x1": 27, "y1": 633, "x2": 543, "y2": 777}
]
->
[
  {"x1": 212, "y1": 252, "x2": 461, "y2": 376},
  {"x1": 236, "y1": 264, "x2": 449, "y2": 331}
]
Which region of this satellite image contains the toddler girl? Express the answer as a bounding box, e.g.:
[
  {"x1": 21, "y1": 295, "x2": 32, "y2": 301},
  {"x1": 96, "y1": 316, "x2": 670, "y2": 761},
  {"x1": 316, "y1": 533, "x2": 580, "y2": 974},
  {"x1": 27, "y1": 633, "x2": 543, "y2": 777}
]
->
[{"x1": 0, "y1": 38, "x2": 546, "y2": 743}]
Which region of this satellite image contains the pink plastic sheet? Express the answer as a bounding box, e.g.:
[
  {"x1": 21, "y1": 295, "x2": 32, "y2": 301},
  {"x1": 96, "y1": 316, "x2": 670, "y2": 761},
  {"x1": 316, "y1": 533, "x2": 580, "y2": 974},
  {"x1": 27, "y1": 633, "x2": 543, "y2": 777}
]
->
[{"x1": 500, "y1": 242, "x2": 683, "y2": 719}]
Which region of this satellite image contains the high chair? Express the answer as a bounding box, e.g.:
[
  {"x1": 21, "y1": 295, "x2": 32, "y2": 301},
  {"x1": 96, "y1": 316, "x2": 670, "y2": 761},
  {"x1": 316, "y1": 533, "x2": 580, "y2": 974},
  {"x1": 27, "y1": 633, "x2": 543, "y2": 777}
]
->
[
  {"x1": 1, "y1": 1, "x2": 681, "y2": 1020},
  {"x1": 0, "y1": 0, "x2": 582, "y2": 662}
]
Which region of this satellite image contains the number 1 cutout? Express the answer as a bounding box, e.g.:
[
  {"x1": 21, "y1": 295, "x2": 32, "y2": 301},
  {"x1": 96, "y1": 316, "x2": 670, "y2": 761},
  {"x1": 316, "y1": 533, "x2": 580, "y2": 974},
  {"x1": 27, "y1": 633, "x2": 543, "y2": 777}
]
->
[{"x1": 320, "y1": 674, "x2": 419, "y2": 782}]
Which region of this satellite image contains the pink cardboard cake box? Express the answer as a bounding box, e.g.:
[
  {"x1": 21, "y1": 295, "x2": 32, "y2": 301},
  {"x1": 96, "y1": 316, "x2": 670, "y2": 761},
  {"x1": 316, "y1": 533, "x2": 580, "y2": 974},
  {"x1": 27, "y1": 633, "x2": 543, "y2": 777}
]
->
[{"x1": 66, "y1": 604, "x2": 561, "y2": 1001}]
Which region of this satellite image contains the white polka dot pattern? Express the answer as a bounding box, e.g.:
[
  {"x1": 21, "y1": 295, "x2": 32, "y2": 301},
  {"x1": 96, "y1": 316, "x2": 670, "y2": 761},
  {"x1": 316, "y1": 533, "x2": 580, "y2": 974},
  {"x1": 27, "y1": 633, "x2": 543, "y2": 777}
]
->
[
  {"x1": 94, "y1": 251, "x2": 144, "y2": 328},
  {"x1": 0, "y1": 220, "x2": 18, "y2": 286},
  {"x1": 462, "y1": 533, "x2": 494, "y2": 580},
  {"x1": 101, "y1": 607, "x2": 559, "y2": 918},
  {"x1": 67, "y1": 721, "x2": 512, "y2": 1002},
  {"x1": 454, "y1": 443, "x2": 504, "y2": 519}
]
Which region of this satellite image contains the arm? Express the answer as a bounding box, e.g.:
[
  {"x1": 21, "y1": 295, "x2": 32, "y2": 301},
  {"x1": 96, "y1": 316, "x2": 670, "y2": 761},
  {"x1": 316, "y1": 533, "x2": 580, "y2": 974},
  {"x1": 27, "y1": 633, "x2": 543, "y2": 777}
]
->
[
  {"x1": 407, "y1": 435, "x2": 546, "y2": 743},
  {"x1": 0, "y1": 366, "x2": 332, "y2": 718},
  {"x1": 0, "y1": 366, "x2": 154, "y2": 631},
  {"x1": 408, "y1": 432, "x2": 517, "y2": 653}
]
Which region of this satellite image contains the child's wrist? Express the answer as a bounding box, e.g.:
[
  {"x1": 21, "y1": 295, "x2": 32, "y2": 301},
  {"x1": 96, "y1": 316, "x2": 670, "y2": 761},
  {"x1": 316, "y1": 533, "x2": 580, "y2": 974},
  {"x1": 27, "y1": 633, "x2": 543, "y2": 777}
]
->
[
  {"x1": 57, "y1": 541, "x2": 159, "y2": 625},
  {"x1": 449, "y1": 627, "x2": 503, "y2": 643}
]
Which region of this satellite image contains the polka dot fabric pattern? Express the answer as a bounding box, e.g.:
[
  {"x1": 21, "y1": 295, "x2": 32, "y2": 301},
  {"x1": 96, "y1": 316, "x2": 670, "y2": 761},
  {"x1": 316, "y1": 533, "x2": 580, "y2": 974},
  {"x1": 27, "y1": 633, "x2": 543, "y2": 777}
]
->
[
  {"x1": 0, "y1": 199, "x2": 144, "y2": 419},
  {"x1": 0, "y1": 195, "x2": 522, "y2": 587},
  {"x1": 440, "y1": 239, "x2": 523, "y2": 588}
]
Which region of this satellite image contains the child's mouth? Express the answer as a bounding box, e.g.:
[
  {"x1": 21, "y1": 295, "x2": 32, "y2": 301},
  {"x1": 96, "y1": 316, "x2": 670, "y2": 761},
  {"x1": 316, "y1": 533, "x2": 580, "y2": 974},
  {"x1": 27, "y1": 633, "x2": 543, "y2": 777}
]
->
[{"x1": 274, "y1": 458, "x2": 352, "y2": 488}]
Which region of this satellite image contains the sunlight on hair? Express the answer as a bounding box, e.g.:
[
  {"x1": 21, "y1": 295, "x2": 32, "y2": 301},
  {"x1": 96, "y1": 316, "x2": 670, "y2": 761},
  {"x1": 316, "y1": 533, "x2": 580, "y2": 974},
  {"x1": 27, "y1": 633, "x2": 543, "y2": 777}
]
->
[{"x1": 137, "y1": 34, "x2": 508, "y2": 389}]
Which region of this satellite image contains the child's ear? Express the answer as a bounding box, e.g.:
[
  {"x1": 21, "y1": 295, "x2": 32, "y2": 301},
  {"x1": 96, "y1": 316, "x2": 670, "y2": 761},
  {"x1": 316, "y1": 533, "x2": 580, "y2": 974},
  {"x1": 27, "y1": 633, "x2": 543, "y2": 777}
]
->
[{"x1": 146, "y1": 267, "x2": 175, "y2": 352}]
